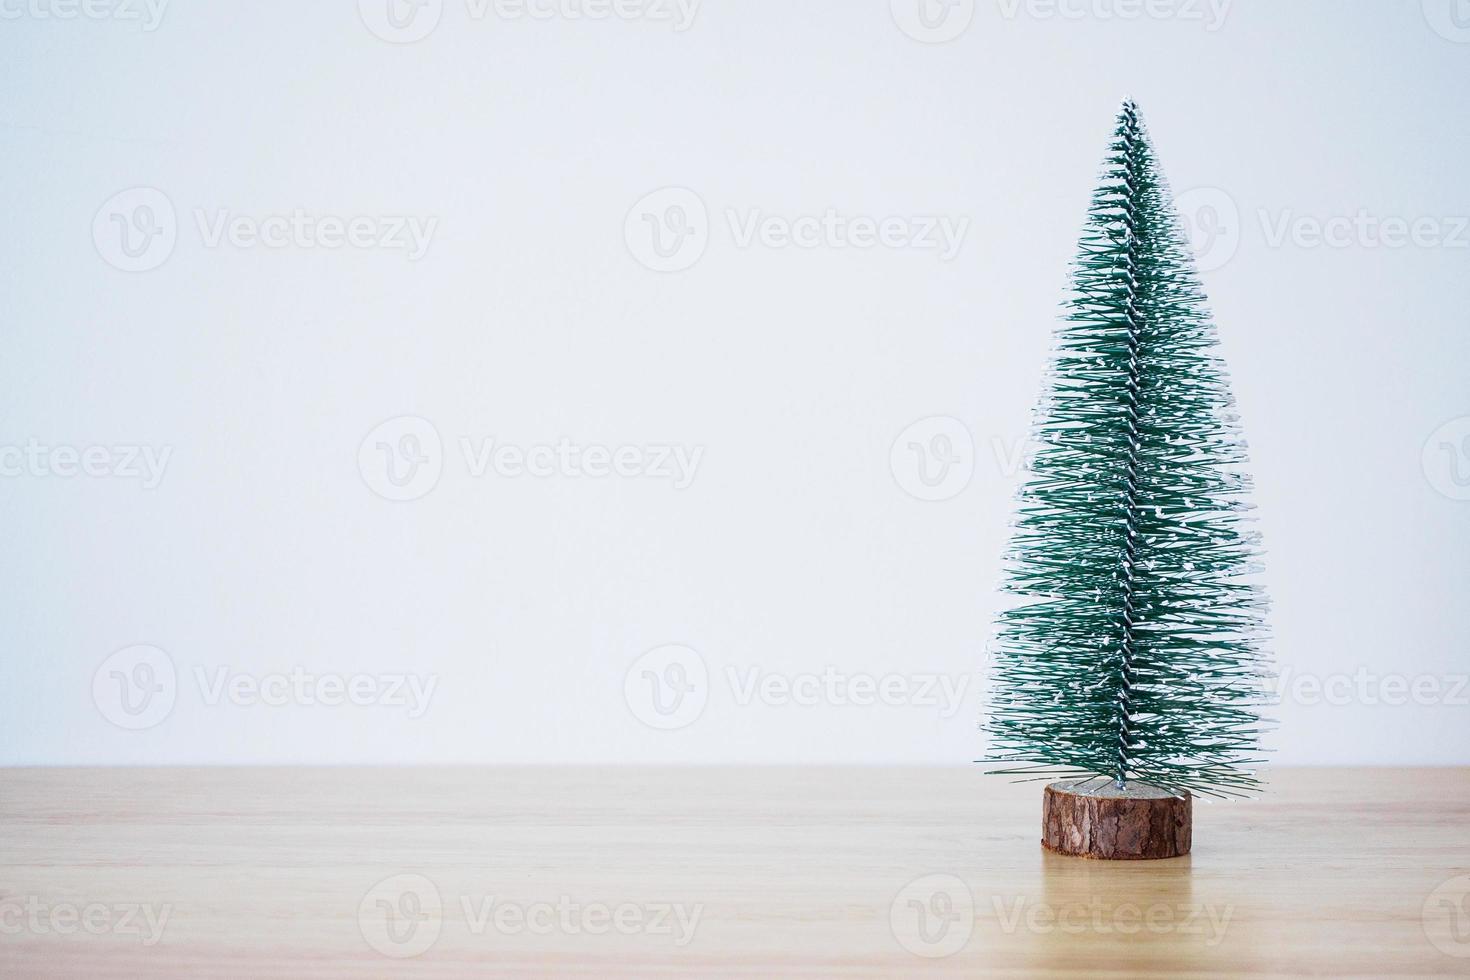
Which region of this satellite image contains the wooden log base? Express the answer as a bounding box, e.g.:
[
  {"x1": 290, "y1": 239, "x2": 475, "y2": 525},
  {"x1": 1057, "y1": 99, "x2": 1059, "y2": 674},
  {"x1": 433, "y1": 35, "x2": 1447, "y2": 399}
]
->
[{"x1": 1041, "y1": 780, "x2": 1192, "y2": 860}]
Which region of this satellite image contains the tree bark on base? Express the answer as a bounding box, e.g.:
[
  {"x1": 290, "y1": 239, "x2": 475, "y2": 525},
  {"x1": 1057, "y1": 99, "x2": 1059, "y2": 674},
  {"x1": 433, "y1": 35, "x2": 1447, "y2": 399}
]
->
[{"x1": 1041, "y1": 780, "x2": 1191, "y2": 860}]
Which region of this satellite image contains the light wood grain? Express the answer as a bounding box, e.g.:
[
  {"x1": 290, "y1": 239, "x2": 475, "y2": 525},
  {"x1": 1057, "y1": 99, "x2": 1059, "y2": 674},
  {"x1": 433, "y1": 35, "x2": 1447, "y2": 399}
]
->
[{"x1": 1, "y1": 767, "x2": 1468, "y2": 977}]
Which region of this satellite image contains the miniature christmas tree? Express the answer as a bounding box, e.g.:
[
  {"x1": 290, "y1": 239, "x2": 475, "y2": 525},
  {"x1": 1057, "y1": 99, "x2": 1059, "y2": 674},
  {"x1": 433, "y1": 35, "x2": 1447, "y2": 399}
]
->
[{"x1": 985, "y1": 101, "x2": 1271, "y2": 858}]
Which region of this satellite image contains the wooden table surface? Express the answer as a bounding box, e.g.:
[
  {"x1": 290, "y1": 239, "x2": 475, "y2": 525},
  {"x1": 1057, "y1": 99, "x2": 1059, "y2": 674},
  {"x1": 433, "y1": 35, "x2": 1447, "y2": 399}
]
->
[{"x1": 2, "y1": 767, "x2": 1467, "y2": 977}]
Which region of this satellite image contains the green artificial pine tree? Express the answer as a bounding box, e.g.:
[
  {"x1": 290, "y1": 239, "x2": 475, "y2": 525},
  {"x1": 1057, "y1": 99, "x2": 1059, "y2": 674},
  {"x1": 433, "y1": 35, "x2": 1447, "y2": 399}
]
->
[{"x1": 986, "y1": 100, "x2": 1271, "y2": 804}]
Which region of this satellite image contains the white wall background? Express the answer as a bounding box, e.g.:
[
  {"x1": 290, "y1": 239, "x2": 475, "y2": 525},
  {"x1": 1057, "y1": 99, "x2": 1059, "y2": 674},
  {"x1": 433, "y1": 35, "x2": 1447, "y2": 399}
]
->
[{"x1": 2, "y1": 0, "x2": 1467, "y2": 766}]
